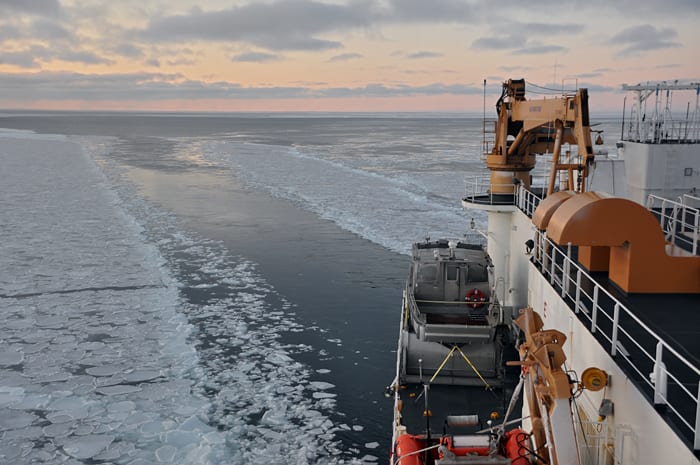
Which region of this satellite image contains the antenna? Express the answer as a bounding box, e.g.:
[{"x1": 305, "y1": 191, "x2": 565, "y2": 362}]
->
[
  {"x1": 482, "y1": 79, "x2": 486, "y2": 157},
  {"x1": 621, "y1": 96, "x2": 626, "y2": 141}
]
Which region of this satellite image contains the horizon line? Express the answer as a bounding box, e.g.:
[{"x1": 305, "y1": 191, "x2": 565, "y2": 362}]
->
[{"x1": 0, "y1": 108, "x2": 625, "y2": 117}]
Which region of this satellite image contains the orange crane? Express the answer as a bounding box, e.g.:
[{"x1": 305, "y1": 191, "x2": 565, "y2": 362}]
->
[
  {"x1": 486, "y1": 79, "x2": 595, "y2": 196},
  {"x1": 510, "y1": 308, "x2": 581, "y2": 465}
]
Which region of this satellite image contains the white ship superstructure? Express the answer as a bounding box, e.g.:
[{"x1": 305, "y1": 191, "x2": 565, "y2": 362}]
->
[{"x1": 460, "y1": 80, "x2": 700, "y2": 464}]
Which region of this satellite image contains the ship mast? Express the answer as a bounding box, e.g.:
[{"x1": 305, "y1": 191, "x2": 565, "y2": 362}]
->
[{"x1": 622, "y1": 81, "x2": 700, "y2": 144}]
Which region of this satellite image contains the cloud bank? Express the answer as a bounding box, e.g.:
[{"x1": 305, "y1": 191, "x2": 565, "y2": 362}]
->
[{"x1": 0, "y1": 0, "x2": 696, "y2": 109}]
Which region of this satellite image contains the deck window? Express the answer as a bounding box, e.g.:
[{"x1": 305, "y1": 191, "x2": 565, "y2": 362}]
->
[
  {"x1": 466, "y1": 264, "x2": 487, "y2": 283},
  {"x1": 446, "y1": 264, "x2": 458, "y2": 281},
  {"x1": 418, "y1": 264, "x2": 437, "y2": 283}
]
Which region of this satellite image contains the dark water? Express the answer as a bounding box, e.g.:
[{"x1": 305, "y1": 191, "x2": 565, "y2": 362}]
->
[{"x1": 123, "y1": 153, "x2": 407, "y2": 457}]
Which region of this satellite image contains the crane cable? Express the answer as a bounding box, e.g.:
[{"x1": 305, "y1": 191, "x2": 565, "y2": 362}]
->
[{"x1": 525, "y1": 80, "x2": 576, "y2": 94}]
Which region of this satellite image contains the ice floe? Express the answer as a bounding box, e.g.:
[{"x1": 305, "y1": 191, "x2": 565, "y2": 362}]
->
[
  {"x1": 0, "y1": 130, "x2": 381, "y2": 464},
  {"x1": 202, "y1": 141, "x2": 479, "y2": 254},
  {"x1": 0, "y1": 133, "x2": 223, "y2": 464}
]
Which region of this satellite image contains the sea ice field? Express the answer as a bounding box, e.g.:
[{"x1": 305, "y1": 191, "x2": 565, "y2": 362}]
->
[{"x1": 0, "y1": 132, "x2": 372, "y2": 464}]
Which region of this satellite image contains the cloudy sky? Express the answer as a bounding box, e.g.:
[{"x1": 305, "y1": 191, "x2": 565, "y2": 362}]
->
[{"x1": 0, "y1": 0, "x2": 698, "y2": 112}]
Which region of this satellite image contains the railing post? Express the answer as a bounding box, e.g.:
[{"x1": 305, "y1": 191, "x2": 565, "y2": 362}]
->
[
  {"x1": 591, "y1": 286, "x2": 599, "y2": 333},
  {"x1": 653, "y1": 342, "x2": 668, "y2": 405},
  {"x1": 541, "y1": 233, "x2": 548, "y2": 271},
  {"x1": 646, "y1": 194, "x2": 655, "y2": 210},
  {"x1": 550, "y1": 246, "x2": 557, "y2": 285},
  {"x1": 694, "y1": 211, "x2": 699, "y2": 256},
  {"x1": 562, "y1": 243, "x2": 571, "y2": 298},
  {"x1": 524, "y1": 189, "x2": 529, "y2": 215},
  {"x1": 695, "y1": 383, "x2": 700, "y2": 450},
  {"x1": 517, "y1": 184, "x2": 523, "y2": 210},
  {"x1": 574, "y1": 270, "x2": 581, "y2": 313},
  {"x1": 671, "y1": 203, "x2": 679, "y2": 245},
  {"x1": 660, "y1": 198, "x2": 666, "y2": 232},
  {"x1": 611, "y1": 303, "x2": 620, "y2": 356}
]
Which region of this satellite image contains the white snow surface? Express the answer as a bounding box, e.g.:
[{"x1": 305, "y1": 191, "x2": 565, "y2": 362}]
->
[
  {"x1": 0, "y1": 133, "x2": 222, "y2": 464},
  {"x1": 1, "y1": 131, "x2": 365, "y2": 464}
]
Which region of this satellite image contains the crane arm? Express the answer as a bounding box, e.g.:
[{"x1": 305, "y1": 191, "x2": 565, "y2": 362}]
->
[{"x1": 486, "y1": 79, "x2": 595, "y2": 196}]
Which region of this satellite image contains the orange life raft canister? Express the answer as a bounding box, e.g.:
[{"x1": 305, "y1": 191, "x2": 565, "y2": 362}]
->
[{"x1": 394, "y1": 434, "x2": 423, "y2": 465}]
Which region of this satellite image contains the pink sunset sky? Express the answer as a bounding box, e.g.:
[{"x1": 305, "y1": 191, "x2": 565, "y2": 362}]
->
[{"x1": 0, "y1": 0, "x2": 698, "y2": 113}]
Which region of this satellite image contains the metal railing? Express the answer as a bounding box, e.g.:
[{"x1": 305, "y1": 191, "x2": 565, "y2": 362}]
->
[
  {"x1": 515, "y1": 184, "x2": 542, "y2": 217},
  {"x1": 532, "y1": 230, "x2": 700, "y2": 451},
  {"x1": 464, "y1": 175, "x2": 493, "y2": 200},
  {"x1": 515, "y1": 186, "x2": 700, "y2": 256},
  {"x1": 646, "y1": 194, "x2": 700, "y2": 255},
  {"x1": 467, "y1": 182, "x2": 700, "y2": 450},
  {"x1": 625, "y1": 119, "x2": 700, "y2": 144},
  {"x1": 463, "y1": 175, "x2": 519, "y2": 205},
  {"x1": 682, "y1": 193, "x2": 700, "y2": 209},
  {"x1": 464, "y1": 176, "x2": 549, "y2": 208}
]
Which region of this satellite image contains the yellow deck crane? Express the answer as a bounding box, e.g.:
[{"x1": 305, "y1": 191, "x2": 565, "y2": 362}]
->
[
  {"x1": 508, "y1": 307, "x2": 609, "y2": 465},
  {"x1": 486, "y1": 79, "x2": 595, "y2": 196}
]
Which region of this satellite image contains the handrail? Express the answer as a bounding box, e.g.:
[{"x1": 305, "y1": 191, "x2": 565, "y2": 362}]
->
[
  {"x1": 390, "y1": 292, "x2": 407, "y2": 465},
  {"x1": 535, "y1": 232, "x2": 700, "y2": 376},
  {"x1": 469, "y1": 181, "x2": 700, "y2": 449},
  {"x1": 463, "y1": 176, "x2": 519, "y2": 204},
  {"x1": 624, "y1": 119, "x2": 700, "y2": 144},
  {"x1": 414, "y1": 299, "x2": 495, "y2": 305},
  {"x1": 464, "y1": 176, "x2": 547, "y2": 208},
  {"x1": 405, "y1": 286, "x2": 423, "y2": 325},
  {"x1": 515, "y1": 184, "x2": 541, "y2": 217},
  {"x1": 647, "y1": 194, "x2": 700, "y2": 255},
  {"x1": 682, "y1": 193, "x2": 700, "y2": 207},
  {"x1": 532, "y1": 230, "x2": 700, "y2": 450}
]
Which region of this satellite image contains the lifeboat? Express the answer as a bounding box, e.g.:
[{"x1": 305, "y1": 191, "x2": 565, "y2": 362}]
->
[{"x1": 399, "y1": 238, "x2": 513, "y2": 386}]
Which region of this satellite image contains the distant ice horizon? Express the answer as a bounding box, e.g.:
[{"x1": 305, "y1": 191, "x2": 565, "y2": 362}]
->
[{"x1": 0, "y1": 108, "x2": 625, "y2": 119}]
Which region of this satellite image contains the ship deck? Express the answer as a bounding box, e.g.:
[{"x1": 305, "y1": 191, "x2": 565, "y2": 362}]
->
[
  {"x1": 463, "y1": 186, "x2": 700, "y2": 453},
  {"x1": 536, "y1": 244, "x2": 700, "y2": 454},
  {"x1": 552, "y1": 245, "x2": 700, "y2": 365},
  {"x1": 394, "y1": 373, "x2": 522, "y2": 444},
  {"x1": 596, "y1": 274, "x2": 700, "y2": 367}
]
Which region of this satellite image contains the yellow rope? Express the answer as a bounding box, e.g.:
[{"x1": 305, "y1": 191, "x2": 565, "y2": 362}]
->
[
  {"x1": 427, "y1": 345, "x2": 493, "y2": 390},
  {"x1": 429, "y1": 346, "x2": 458, "y2": 384},
  {"x1": 455, "y1": 346, "x2": 493, "y2": 390}
]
